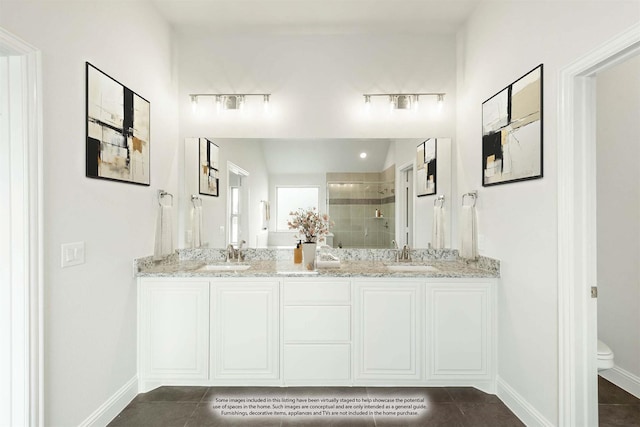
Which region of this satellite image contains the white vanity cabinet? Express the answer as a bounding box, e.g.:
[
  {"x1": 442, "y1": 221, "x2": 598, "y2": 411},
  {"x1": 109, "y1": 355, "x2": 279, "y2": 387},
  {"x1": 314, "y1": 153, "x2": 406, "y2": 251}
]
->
[
  {"x1": 138, "y1": 279, "x2": 210, "y2": 392},
  {"x1": 425, "y1": 280, "x2": 495, "y2": 389},
  {"x1": 282, "y1": 279, "x2": 351, "y2": 385},
  {"x1": 353, "y1": 280, "x2": 423, "y2": 383},
  {"x1": 137, "y1": 274, "x2": 497, "y2": 391},
  {"x1": 211, "y1": 280, "x2": 279, "y2": 383}
]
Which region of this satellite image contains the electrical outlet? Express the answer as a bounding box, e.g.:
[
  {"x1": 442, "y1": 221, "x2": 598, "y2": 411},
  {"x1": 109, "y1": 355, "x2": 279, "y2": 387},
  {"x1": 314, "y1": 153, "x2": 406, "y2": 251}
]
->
[{"x1": 61, "y1": 241, "x2": 85, "y2": 268}]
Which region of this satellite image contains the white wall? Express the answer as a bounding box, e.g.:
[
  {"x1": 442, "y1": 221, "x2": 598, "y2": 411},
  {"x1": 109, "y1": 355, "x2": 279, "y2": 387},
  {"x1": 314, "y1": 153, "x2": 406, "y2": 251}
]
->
[
  {"x1": 456, "y1": 1, "x2": 640, "y2": 423},
  {"x1": 597, "y1": 54, "x2": 640, "y2": 379},
  {"x1": 176, "y1": 30, "x2": 456, "y2": 139},
  {"x1": 0, "y1": 2, "x2": 179, "y2": 426}
]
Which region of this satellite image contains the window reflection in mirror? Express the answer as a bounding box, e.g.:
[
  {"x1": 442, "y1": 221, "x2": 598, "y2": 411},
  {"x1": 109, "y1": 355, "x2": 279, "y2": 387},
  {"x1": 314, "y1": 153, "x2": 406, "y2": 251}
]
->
[{"x1": 276, "y1": 187, "x2": 319, "y2": 232}]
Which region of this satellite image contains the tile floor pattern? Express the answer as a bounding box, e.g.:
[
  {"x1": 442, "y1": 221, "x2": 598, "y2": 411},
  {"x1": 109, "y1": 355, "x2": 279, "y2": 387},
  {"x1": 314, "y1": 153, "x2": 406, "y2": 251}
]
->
[
  {"x1": 108, "y1": 386, "x2": 525, "y2": 427},
  {"x1": 598, "y1": 376, "x2": 640, "y2": 427}
]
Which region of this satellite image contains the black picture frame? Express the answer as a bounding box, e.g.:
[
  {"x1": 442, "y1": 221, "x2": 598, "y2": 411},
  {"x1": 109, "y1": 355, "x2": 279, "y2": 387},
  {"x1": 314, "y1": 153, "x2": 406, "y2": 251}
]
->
[
  {"x1": 416, "y1": 138, "x2": 437, "y2": 197},
  {"x1": 482, "y1": 64, "x2": 543, "y2": 187},
  {"x1": 86, "y1": 62, "x2": 150, "y2": 185},
  {"x1": 199, "y1": 138, "x2": 220, "y2": 197}
]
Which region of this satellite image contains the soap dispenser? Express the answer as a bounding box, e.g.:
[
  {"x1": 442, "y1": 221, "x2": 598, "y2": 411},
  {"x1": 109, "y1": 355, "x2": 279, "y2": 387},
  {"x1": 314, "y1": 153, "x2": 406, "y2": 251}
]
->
[{"x1": 294, "y1": 240, "x2": 303, "y2": 264}]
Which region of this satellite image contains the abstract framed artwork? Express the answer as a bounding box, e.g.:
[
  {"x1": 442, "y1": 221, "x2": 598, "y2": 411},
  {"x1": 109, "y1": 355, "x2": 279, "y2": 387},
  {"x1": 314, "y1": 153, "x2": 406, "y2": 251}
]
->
[
  {"x1": 86, "y1": 62, "x2": 150, "y2": 185},
  {"x1": 199, "y1": 138, "x2": 220, "y2": 197},
  {"x1": 416, "y1": 138, "x2": 437, "y2": 197},
  {"x1": 482, "y1": 64, "x2": 543, "y2": 186}
]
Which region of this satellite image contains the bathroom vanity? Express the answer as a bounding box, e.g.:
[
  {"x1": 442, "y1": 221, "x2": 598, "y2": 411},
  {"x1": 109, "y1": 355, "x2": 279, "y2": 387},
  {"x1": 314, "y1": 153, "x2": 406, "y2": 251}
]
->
[{"x1": 135, "y1": 250, "x2": 499, "y2": 394}]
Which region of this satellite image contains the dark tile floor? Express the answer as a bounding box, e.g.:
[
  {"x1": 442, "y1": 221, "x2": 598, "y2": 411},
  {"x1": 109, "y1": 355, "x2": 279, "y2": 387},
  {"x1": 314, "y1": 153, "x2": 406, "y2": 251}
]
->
[
  {"x1": 599, "y1": 376, "x2": 640, "y2": 426},
  {"x1": 108, "y1": 386, "x2": 524, "y2": 427}
]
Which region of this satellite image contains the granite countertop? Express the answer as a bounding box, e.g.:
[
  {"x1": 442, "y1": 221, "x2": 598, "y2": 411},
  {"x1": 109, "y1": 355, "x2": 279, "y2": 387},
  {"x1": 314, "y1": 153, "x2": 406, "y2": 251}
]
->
[{"x1": 136, "y1": 258, "x2": 499, "y2": 279}]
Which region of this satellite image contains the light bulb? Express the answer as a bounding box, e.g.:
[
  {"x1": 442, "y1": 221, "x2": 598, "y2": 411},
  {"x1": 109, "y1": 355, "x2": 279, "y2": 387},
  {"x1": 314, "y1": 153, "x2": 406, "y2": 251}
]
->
[
  {"x1": 437, "y1": 94, "x2": 444, "y2": 112},
  {"x1": 190, "y1": 95, "x2": 198, "y2": 113},
  {"x1": 263, "y1": 94, "x2": 270, "y2": 112}
]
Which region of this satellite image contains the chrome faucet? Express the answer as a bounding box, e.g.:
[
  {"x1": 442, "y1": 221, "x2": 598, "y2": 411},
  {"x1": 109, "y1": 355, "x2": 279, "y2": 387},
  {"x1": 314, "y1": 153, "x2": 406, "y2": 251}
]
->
[
  {"x1": 226, "y1": 244, "x2": 236, "y2": 262},
  {"x1": 227, "y1": 240, "x2": 247, "y2": 262},
  {"x1": 391, "y1": 240, "x2": 400, "y2": 262},
  {"x1": 401, "y1": 245, "x2": 412, "y2": 261},
  {"x1": 237, "y1": 240, "x2": 246, "y2": 262}
]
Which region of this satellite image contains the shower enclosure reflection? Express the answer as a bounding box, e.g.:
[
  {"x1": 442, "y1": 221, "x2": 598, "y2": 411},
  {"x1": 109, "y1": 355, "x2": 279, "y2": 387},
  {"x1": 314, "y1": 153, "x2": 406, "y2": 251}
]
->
[{"x1": 326, "y1": 167, "x2": 396, "y2": 249}]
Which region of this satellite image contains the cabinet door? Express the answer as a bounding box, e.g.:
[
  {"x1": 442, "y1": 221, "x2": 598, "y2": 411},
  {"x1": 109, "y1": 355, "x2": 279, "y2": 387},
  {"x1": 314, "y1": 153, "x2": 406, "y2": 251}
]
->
[
  {"x1": 426, "y1": 283, "x2": 493, "y2": 380},
  {"x1": 354, "y1": 281, "x2": 422, "y2": 381},
  {"x1": 139, "y1": 280, "x2": 210, "y2": 381},
  {"x1": 211, "y1": 281, "x2": 279, "y2": 380}
]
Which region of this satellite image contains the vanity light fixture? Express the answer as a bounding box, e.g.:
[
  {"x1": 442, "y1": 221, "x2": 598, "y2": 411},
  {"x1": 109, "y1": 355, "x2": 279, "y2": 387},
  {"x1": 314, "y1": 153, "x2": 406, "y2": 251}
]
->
[
  {"x1": 363, "y1": 93, "x2": 446, "y2": 110},
  {"x1": 189, "y1": 93, "x2": 272, "y2": 112},
  {"x1": 190, "y1": 95, "x2": 198, "y2": 113}
]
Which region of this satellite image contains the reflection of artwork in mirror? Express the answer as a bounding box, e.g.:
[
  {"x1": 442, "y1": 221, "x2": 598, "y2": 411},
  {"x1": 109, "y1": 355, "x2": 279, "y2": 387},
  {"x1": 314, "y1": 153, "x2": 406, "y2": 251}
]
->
[
  {"x1": 416, "y1": 139, "x2": 436, "y2": 197},
  {"x1": 482, "y1": 64, "x2": 543, "y2": 186},
  {"x1": 86, "y1": 62, "x2": 150, "y2": 185},
  {"x1": 199, "y1": 138, "x2": 219, "y2": 197}
]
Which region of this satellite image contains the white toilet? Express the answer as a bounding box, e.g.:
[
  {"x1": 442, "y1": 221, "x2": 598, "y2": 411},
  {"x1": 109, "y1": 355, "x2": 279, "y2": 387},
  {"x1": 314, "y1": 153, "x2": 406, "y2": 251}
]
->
[{"x1": 597, "y1": 340, "x2": 615, "y2": 371}]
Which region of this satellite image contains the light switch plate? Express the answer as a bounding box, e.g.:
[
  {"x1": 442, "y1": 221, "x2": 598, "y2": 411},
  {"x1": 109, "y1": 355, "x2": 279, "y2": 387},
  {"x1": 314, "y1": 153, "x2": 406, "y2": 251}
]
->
[{"x1": 61, "y1": 241, "x2": 85, "y2": 268}]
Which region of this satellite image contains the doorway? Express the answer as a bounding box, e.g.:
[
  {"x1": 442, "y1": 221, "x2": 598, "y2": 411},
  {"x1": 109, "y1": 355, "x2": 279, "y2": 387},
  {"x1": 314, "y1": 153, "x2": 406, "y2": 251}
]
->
[
  {"x1": 398, "y1": 163, "x2": 414, "y2": 247},
  {"x1": 595, "y1": 51, "x2": 640, "y2": 408},
  {"x1": 227, "y1": 162, "x2": 249, "y2": 247},
  {"x1": 0, "y1": 27, "x2": 43, "y2": 427},
  {"x1": 558, "y1": 23, "x2": 640, "y2": 426}
]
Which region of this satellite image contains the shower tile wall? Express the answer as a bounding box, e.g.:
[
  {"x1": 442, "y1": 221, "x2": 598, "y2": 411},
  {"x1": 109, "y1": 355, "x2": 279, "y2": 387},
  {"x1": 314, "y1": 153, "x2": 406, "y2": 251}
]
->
[{"x1": 327, "y1": 166, "x2": 395, "y2": 249}]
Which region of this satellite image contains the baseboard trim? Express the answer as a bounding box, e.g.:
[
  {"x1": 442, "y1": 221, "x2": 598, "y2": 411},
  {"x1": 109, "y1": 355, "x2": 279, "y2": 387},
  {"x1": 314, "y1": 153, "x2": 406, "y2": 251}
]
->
[
  {"x1": 496, "y1": 376, "x2": 554, "y2": 427},
  {"x1": 599, "y1": 365, "x2": 640, "y2": 399},
  {"x1": 78, "y1": 375, "x2": 138, "y2": 427}
]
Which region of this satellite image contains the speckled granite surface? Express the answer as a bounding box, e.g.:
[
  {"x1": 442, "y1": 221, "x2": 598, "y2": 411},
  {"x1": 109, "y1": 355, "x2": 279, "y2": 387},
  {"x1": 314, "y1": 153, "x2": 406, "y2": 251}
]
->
[{"x1": 135, "y1": 248, "x2": 500, "y2": 279}]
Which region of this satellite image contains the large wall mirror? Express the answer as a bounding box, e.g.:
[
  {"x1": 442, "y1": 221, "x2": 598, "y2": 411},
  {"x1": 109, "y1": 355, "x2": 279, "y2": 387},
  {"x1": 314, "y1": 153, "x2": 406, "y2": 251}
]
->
[{"x1": 180, "y1": 138, "x2": 451, "y2": 249}]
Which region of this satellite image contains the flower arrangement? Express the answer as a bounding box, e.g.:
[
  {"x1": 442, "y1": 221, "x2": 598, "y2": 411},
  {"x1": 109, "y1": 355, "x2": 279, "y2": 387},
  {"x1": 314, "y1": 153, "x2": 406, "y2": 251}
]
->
[{"x1": 287, "y1": 207, "x2": 333, "y2": 243}]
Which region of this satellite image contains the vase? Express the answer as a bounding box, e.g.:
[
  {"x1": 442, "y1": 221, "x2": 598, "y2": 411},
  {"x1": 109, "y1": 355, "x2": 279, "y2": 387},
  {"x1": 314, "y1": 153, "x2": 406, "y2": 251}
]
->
[{"x1": 301, "y1": 242, "x2": 317, "y2": 270}]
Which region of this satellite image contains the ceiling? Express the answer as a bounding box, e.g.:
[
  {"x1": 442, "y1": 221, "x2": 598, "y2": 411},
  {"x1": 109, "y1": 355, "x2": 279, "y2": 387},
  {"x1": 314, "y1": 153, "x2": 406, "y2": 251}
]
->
[
  {"x1": 261, "y1": 138, "x2": 393, "y2": 174},
  {"x1": 151, "y1": 0, "x2": 482, "y2": 34}
]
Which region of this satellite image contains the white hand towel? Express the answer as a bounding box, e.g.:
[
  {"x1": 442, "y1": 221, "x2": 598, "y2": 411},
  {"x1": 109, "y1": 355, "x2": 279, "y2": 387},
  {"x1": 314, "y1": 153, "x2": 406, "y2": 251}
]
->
[
  {"x1": 153, "y1": 204, "x2": 174, "y2": 260},
  {"x1": 191, "y1": 205, "x2": 202, "y2": 248},
  {"x1": 432, "y1": 205, "x2": 446, "y2": 250},
  {"x1": 460, "y1": 204, "x2": 478, "y2": 260}
]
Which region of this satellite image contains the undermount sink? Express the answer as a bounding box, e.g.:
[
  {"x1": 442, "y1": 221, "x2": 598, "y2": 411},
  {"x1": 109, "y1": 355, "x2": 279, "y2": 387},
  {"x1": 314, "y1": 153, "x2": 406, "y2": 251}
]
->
[
  {"x1": 276, "y1": 270, "x2": 319, "y2": 275},
  {"x1": 386, "y1": 265, "x2": 439, "y2": 273},
  {"x1": 198, "y1": 264, "x2": 251, "y2": 271}
]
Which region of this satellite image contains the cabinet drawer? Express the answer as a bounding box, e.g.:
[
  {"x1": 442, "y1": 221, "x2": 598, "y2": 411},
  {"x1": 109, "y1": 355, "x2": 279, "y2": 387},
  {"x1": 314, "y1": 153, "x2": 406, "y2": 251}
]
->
[
  {"x1": 284, "y1": 281, "x2": 350, "y2": 305},
  {"x1": 284, "y1": 306, "x2": 350, "y2": 342},
  {"x1": 284, "y1": 344, "x2": 350, "y2": 381}
]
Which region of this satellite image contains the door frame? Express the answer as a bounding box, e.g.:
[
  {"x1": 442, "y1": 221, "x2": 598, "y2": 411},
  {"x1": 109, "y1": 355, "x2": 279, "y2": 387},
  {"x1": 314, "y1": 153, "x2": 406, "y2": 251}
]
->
[
  {"x1": 227, "y1": 161, "x2": 250, "y2": 246},
  {"x1": 397, "y1": 161, "x2": 414, "y2": 247},
  {"x1": 557, "y1": 23, "x2": 640, "y2": 426},
  {"x1": 0, "y1": 27, "x2": 44, "y2": 427}
]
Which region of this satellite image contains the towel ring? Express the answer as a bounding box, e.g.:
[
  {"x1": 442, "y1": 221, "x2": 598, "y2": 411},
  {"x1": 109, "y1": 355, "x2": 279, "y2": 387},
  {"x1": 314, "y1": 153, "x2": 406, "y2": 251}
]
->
[
  {"x1": 191, "y1": 194, "x2": 202, "y2": 208},
  {"x1": 434, "y1": 195, "x2": 445, "y2": 208},
  {"x1": 462, "y1": 191, "x2": 477, "y2": 207},
  {"x1": 158, "y1": 190, "x2": 173, "y2": 207}
]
